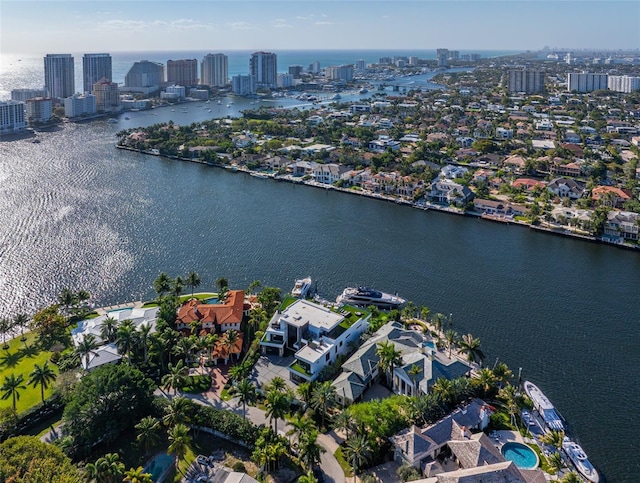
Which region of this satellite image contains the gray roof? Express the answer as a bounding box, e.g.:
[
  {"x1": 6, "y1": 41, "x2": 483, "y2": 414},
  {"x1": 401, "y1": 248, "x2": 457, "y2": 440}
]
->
[
  {"x1": 210, "y1": 468, "x2": 259, "y2": 483},
  {"x1": 447, "y1": 432, "x2": 504, "y2": 469},
  {"x1": 333, "y1": 371, "x2": 367, "y2": 402},
  {"x1": 435, "y1": 461, "x2": 530, "y2": 482}
]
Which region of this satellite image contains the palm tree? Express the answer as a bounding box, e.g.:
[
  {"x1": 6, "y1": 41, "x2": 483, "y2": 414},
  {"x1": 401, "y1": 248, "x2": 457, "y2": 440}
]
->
[
  {"x1": 344, "y1": 434, "x2": 371, "y2": 477},
  {"x1": 172, "y1": 276, "x2": 184, "y2": 298},
  {"x1": 474, "y1": 367, "x2": 497, "y2": 397},
  {"x1": 216, "y1": 276, "x2": 229, "y2": 291},
  {"x1": 547, "y1": 451, "x2": 565, "y2": 474},
  {"x1": 498, "y1": 384, "x2": 520, "y2": 428},
  {"x1": 162, "y1": 360, "x2": 188, "y2": 395},
  {"x1": 138, "y1": 323, "x2": 152, "y2": 364},
  {"x1": 458, "y1": 333, "x2": 485, "y2": 365},
  {"x1": 266, "y1": 376, "x2": 287, "y2": 393},
  {"x1": 541, "y1": 429, "x2": 565, "y2": 455},
  {"x1": 444, "y1": 329, "x2": 458, "y2": 358},
  {"x1": 172, "y1": 336, "x2": 195, "y2": 363},
  {"x1": 123, "y1": 466, "x2": 153, "y2": 483},
  {"x1": 185, "y1": 271, "x2": 201, "y2": 297},
  {"x1": 265, "y1": 389, "x2": 290, "y2": 435},
  {"x1": 247, "y1": 307, "x2": 267, "y2": 343},
  {"x1": 492, "y1": 362, "x2": 513, "y2": 388},
  {"x1": 167, "y1": 423, "x2": 192, "y2": 472},
  {"x1": 431, "y1": 378, "x2": 455, "y2": 406},
  {"x1": 376, "y1": 340, "x2": 403, "y2": 388},
  {"x1": 153, "y1": 272, "x2": 172, "y2": 299},
  {"x1": 0, "y1": 374, "x2": 26, "y2": 411},
  {"x1": 332, "y1": 407, "x2": 354, "y2": 441},
  {"x1": 13, "y1": 313, "x2": 29, "y2": 342},
  {"x1": 286, "y1": 413, "x2": 315, "y2": 444},
  {"x1": 224, "y1": 329, "x2": 240, "y2": 361},
  {"x1": 419, "y1": 305, "x2": 431, "y2": 323},
  {"x1": 407, "y1": 363, "x2": 423, "y2": 396},
  {"x1": 311, "y1": 381, "x2": 336, "y2": 429},
  {"x1": 99, "y1": 316, "x2": 118, "y2": 343},
  {"x1": 57, "y1": 288, "x2": 76, "y2": 315},
  {"x1": 298, "y1": 428, "x2": 325, "y2": 470},
  {"x1": 296, "y1": 381, "x2": 314, "y2": 409},
  {"x1": 135, "y1": 416, "x2": 161, "y2": 455},
  {"x1": 116, "y1": 319, "x2": 139, "y2": 364},
  {"x1": 92, "y1": 453, "x2": 124, "y2": 483},
  {"x1": 236, "y1": 378, "x2": 257, "y2": 419},
  {"x1": 561, "y1": 471, "x2": 582, "y2": 483},
  {"x1": 0, "y1": 318, "x2": 11, "y2": 349},
  {"x1": 163, "y1": 396, "x2": 192, "y2": 427},
  {"x1": 28, "y1": 361, "x2": 57, "y2": 403},
  {"x1": 297, "y1": 470, "x2": 319, "y2": 483},
  {"x1": 247, "y1": 279, "x2": 261, "y2": 295},
  {"x1": 76, "y1": 334, "x2": 99, "y2": 370}
]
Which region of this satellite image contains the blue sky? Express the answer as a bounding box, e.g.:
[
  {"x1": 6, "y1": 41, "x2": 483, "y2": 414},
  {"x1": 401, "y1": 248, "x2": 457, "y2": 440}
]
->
[{"x1": 2, "y1": 1, "x2": 638, "y2": 54}]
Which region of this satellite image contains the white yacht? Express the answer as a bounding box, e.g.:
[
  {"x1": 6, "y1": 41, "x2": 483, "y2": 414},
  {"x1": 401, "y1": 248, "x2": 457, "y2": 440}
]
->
[
  {"x1": 563, "y1": 438, "x2": 600, "y2": 482},
  {"x1": 336, "y1": 286, "x2": 405, "y2": 310},
  {"x1": 291, "y1": 277, "x2": 312, "y2": 298},
  {"x1": 523, "y1": 381, "x2": 564, "y2": 431}
]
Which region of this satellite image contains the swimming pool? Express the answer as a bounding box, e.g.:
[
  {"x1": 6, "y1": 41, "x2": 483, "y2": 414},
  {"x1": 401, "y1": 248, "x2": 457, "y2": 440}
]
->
[
  {"x1": 202, "y1": 297, "x2": 221, "y2": 304},
  {"x1": 501, "y1": 442, "x2": 539, "y2": 469},
  {"x1": 144, "y1": 453, "x2": 173, "y2": 482}
]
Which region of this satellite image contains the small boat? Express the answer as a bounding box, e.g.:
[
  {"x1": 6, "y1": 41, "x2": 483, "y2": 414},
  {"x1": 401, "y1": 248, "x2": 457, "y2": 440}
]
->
[
  {"x1": 563, "y1": 437, "x2": 600, "y2": 482},
  {"x1": 124, "y1": 116, "x2": 130, "y2": 120},
  {"x1": 523, "y1": 381, "x2": 564, "y2": 431},
  {"x1": 359, "y1": 88, "x2": 368, "y2": 94},
  {"x1": 291, "y1": 277, "x2": 312, "y2": 298},
  {"x1": 32, "y1": 138, "x2": 41, "y2": 143},
  {"x1": 331, "y1": 94, "x2": 342, "y2": 100},
  {"x1": 336, "y1": 286, "x2": 405, "y2": 310},
  {"x1": 226, "y1": 104, "x2": 231, "y2": 108},
  {"x1": 107, "y1": 118, "x2": 118, "y2": 123}
]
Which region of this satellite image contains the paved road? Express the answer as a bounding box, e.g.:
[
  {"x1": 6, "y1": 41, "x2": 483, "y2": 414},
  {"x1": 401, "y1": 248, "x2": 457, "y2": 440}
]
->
[{"x1": 156, "y1": 389, "x2": 345, "y2": 483}]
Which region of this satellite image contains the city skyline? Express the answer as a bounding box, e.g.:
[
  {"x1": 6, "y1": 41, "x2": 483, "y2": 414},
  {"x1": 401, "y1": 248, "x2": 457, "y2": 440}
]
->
[{"x1": 1, "y1": 1, "x2": 639, "y2": 54}]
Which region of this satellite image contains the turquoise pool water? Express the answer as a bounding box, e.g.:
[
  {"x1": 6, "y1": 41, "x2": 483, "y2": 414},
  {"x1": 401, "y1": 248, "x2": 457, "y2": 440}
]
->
[
  {"x1": 202, "y1": 297, "x2": 221, "y2": 304},
  {"x1": 501, "y1": 442, "x2": 539, "y2": 469},
  {"x1": 144, "y1": 453, "x2": 173, "y2": 482}
]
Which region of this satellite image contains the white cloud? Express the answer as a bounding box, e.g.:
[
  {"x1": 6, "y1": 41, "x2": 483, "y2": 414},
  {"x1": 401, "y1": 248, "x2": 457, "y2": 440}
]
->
[
  {"x1": 315, "y1": 21, "x2": 335, "y2": 26},
  {"x1": 229, "y1": 21, "x2": 253, "y2": 30}
]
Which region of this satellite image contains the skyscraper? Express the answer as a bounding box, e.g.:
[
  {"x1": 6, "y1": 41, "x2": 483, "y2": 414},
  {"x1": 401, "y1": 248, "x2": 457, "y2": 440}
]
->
[
  {"x1": 201, "y1": 53, "x2": 228, "y2": 87},
  {"x1": 507, "y1": 69, "x2": 545, "y2": 93},
  {"x1": 167, "y1": 59, "x2": 198, "y2": 86},
  {"x1": 124, "y1": 61, "x2": 165, "y2": 93},
  {"x1": 250, "y1": 52, "x2": 277, "y2": 89},
  {"x1": 567, "y1": 73, "x2": 608, "y2": 93},
  {"x1": 44, "y1": 54, "x2": 75, "y2": 100},
  {"x1": 83, "y1": 53, "x2": 112, "y2": 94}
]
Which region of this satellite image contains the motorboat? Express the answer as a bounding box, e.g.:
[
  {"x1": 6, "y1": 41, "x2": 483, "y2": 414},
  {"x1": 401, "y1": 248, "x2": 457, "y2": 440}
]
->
[
  {"x1": 336, "y1": 286, "x2": 405, "y2": 310},
  {"x1": 107, "y1": 118, "x2": 118, "y2": 123},
  {"x1": 523, "y1": 381, "x2": 564, "y2": 431},
  {"x1": 359, "y1": 88, "x2": 368, "y2": 94},
  {"x1": 331, "y1": 93, "x2": 342, "y2": 100},
  {"x1": 563, "y1": 438, "x2": 600, "y2": 482},
  {"x1": 291, "y1": 277, "x2": 312, "y2": 298}
]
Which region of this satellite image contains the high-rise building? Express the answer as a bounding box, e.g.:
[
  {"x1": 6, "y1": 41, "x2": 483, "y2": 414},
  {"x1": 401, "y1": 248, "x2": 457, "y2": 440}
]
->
[
  {"x1": 11, "y1": 88, "x2": 49, "y2": 102},
  {"x1": 0, "y1": 100, "x2": 27, "y2": 134},
  {"x1": 378, "y1": 57, "x2": 392, "y2": 65},
  {"x1": 201, "y1": 53, "x2": 228, "y2": 87},
  {"x1": 64, "y1": 94, "x2": 96, "y2": 118},
  {"x1": 92, "y1": 78, "x2": 121, "y2": 112},
  {"x1": 25, "y1": 97, "x2": 53, "y2": 124},
  {"x1": 507, "y1": 69, "x2": 545, "y2": 93},
  {"x1": 288, "y1": 65, "x2": 303, "y2": 78},
  {"x1": 124, "y1": 61, "x2": 165, "y2": 92},
  {"x1": 308, "y1": 61, "x2": 321, "y2": 74},
  {"x1": 567, "y1": 73, "x2": 609, "y2": 93},
  {"x1": 326, "y1": 65, "x2": 354, "y2": 82},
  {"x1": 167, "y1": 59, "x2": 198, "y2": 86},
  {"x1": 44, "y1": 54, "x2": 75, "y2": 100},
  {"x1": 83, "y1": 53, "x2": 112, "y2": 94},
  {"x1": 250, "y1": 52, "x2": 277, "y2": 88},
  {"x1": 277, "y1": 74, "x2": 294, "y2": 88},
  {"x1": 232, "y1": 75, "x2": 256, "y2": 96},
  {"x1": 436, "y1": 49, "x2": 449, "y2": 67},
  {"x1": 608, "y1": 75, "x2": 640, "y2": 93},
  {"x1": 356, "y1": 59, "x2": 367, "y2": 71},
  {"x1": 408, "y1": 56, "x2": 419, "y2": 66}
]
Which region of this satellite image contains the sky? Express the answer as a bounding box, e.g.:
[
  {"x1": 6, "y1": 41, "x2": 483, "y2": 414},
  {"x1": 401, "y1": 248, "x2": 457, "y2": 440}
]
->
[{"x1": 1, "y1": 0, "x2": 639, "y2": 54}]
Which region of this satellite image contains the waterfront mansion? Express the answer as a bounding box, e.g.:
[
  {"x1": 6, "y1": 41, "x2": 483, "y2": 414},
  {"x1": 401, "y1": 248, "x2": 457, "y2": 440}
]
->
[{"x1": 260, "y1": 299, "x2": 370, "y2": 383}]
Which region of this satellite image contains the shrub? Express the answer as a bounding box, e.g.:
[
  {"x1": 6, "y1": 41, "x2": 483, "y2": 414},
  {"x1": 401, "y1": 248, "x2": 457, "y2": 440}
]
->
[{"x1": 232, "y1": 461, "x2": 247, "y2": 473}]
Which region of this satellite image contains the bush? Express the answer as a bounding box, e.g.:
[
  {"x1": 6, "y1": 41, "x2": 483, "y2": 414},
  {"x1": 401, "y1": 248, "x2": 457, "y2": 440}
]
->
[
  {"x1": 232, "y1": 461, "x2": 247, "y2": 473},
  {"x1": 190, "y1": 401, "x2": 260, "y2": 447},
  {"x1": 397, "y1": 464, "x2": 421, "y2": 482}
]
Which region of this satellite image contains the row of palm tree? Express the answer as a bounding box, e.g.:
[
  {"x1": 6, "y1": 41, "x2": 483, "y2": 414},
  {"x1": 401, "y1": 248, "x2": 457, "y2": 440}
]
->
[
  {"x1": 0, "y1": 361, "x2": 57, "y2": 410},
  {"x1": 82, "y1": 452, "x2": 153, "y2": 483},
  {"x1": 153, "y1": 271, "x2": 201, "y2": 299},
  {"x1": 0, "y1": 313, "x2": 30, "y2": 348}
]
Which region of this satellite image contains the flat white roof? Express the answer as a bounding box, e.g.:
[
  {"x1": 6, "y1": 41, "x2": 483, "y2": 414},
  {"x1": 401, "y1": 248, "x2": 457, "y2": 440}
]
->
[
  {"x1": 280, "y1": 299, "x2": 343, "y2": 332},
  {"x1": 296, "y1": 340, "x2": 332, "y2": 364}
]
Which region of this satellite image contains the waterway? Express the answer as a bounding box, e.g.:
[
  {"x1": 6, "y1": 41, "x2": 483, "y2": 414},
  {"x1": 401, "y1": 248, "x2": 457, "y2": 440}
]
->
[{"x1": 1, "y1": 92, "x2": 639, "y2": 483}]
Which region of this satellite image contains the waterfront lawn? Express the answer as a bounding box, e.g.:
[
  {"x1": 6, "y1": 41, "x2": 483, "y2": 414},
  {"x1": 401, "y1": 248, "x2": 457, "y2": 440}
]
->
[
  {"x1": 0, "y1": 332, "x2": 57, "y2": 414},
  {"x1": 141, "y1": 293, "x2": 218, "y2": 308}
]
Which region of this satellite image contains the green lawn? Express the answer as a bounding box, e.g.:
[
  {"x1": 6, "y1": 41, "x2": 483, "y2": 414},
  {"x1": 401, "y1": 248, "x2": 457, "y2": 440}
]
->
[
  {"x1": 333, "y1": 446, "x2": 353, "y2": 477},
  {"x1": 141, "y1": 293, "x2": 218, "y2": 308},
  {"x1": 180, "y1": 375, "x2": 211, "y2": 393},
  {"x1": 0, "y1": 332, "x2": 57, "y2": 414}
]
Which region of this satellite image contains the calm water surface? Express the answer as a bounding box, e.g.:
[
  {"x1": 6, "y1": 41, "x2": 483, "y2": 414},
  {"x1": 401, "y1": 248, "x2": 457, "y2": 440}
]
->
[{"x1": 0, "y1": 101, "x2": 638, "y2": 482}]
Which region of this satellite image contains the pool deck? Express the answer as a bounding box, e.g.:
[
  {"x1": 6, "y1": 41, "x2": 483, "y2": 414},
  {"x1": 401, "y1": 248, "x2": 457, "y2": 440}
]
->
[
  {"x1": 490, "y1": 429, "x2": 525, "y2": 447},
  {"x1": 95, "y1": 301, "x2": 143, "y2": 315}
]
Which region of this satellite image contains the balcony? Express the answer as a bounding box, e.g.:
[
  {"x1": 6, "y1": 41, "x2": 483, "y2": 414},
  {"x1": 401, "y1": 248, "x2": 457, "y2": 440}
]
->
[{"x1": 289, "y1": 361, "x2": 312, "y2": 378}]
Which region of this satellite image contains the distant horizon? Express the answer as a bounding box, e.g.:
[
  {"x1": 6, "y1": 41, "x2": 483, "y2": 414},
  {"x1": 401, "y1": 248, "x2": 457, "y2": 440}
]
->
[{"x1": 2, "y1": 1, "x2": 638, "y2": 53}]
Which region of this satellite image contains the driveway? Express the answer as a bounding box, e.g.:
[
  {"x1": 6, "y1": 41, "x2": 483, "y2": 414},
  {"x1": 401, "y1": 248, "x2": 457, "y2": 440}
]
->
[{"x1": 249, "y1": 354, "x2": 297, "y2": 391}]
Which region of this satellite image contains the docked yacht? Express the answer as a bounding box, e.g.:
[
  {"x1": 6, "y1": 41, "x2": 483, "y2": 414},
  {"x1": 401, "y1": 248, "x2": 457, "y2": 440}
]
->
[
  {"x1": 336, "y1": 286, "x2": 405, "y2": 310},
  {"x1": 563, "y1": 438, "x2": 600, "y2": 482},
  {"x1": 523, "y1": 381, "x2": 564, "y2": 431},
  {"x1": 291, "y1": 277, "x2": 312, "y2": 298}
]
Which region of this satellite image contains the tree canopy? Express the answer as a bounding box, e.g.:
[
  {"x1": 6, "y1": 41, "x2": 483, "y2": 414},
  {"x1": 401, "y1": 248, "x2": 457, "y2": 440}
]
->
[{"x1": 0, "y1": 436, "x2": 79, "y2": 483}]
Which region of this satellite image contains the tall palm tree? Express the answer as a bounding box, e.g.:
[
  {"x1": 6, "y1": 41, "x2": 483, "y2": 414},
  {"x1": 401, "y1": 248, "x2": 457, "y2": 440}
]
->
[
  {"x1": 153, "y1": 272, "x2": 172, "y2": 299},
  {"x1": 296, "y1": 381, "x2": 314, "y2": 409},
  {"x1": 0, "y1": 374, "x2": 26, "y2": 411},
  {"x1": 541, "y1": 429, "x2": 565, "y2": 455},
  {"x1": 408, "y1": 363, "x2": 423, "y2": 396},
  {"x1": 172, "y1": 276, "x2": 184, "y2": 298},
  {"x1": 163, "y1": 396, "x2": 192, "y2": 427},
  {"x1": 13, "y1": 313, "x2": 29, "y2": 342},
  {"x1": 28, "y1": 361, "x2": 57, "y2": 404},
  {"x1": 236, "y1": 378, "x2": 257, "y2": 419},
  {"x1": 492, "y1": 362, "x2": 513, "y2": 388},
  {"x1": 419, "y1": 306, "x2": 431, "y2": 323},
  {"x1": 458, "y1": 333, "x2": 485, "y2": 365},
  {"x1": 344, "y1": 434, "x2": 371, "y2": 477},
  {"x1": 76, "y1": 334, "x2": 99, "y2": 370},
  {"x1": 286, "y1": 413, "x2": 315, "y2": 444},
  {"x1": 0, "y1": 318, "x2": 11, "y2": 349},
  {"x1": 167, "y1": 423, "x2": 192, "y2": 472},
  {"x1": 162, "y1": 360, "x2": 188, "y2": 395},
  {"x1": 298, "y1": 428, "x2": 325, "y2": 471},
  {"x1": 498, "y1": 384, "x2": 520, "y2": 428},
  {"x1": 266, "y1": 376, "x2": 287, "y2": 393},
  {"x1": 444, "y1": 329, "x2": 458, "y2": 358},
  {"x1": 265, "y1": 389, "x2": 290, "y2": 435},
  {"x1": 185, "y1": 271, "x2": 201, "y2": 297},
  {"x1": 247, "y1": 279, "x2": 261, "y2": 295},
  {"x1": 474, "y1": 367, "x2": 497, "y2": 397},
  {"x1": 333, "y1": 408, "x2": 355, "y2": 441},
  {"x1": 116, "y1": 319, "x2": 139, "y2": 364},
  {"x1": 99, "y1": 316, "x2": 118, "y2": 343},
  {"x1": 216, "y1": 276, "x2": 229, "y2": 291},
  {"x1": 137, "y1": 323, "x2": 152, "y2": 364},
  {"x1": 224, "y1": 329, "x2": 240, "y2": 361},
  {"x1": 547, "y1": 451, "x2": 565, "y2": 474},
  {"x1": 376, "y1": 340, "x2": 402, "y2": 388},
  {"x1": 431, "y1": 378, "x2": 455, "y2": 406},
  {"x1": 311, "y1": 381, "x2": 336, "y2": 429},
  {"x1": 57, "y1": 288, "x2": 76, "y2": 315},
  {"x1": 135, "y1": 416, "x2": 161, "y2": 455},
  {"x1": 123, "y1": 466, "x2": 153, "y2": 483}
]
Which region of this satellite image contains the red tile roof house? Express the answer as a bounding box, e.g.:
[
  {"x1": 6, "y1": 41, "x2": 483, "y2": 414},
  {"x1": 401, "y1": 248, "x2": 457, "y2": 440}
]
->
[
  {"x1": 512, "y1": 178, "x2": 547, "y2": 191},
  {"x1": 176, "y1": 290, "x2": 248, "y2": 363},
  {"x1": 591, "y1": 186, "x2": 632, "y2": 208}
]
